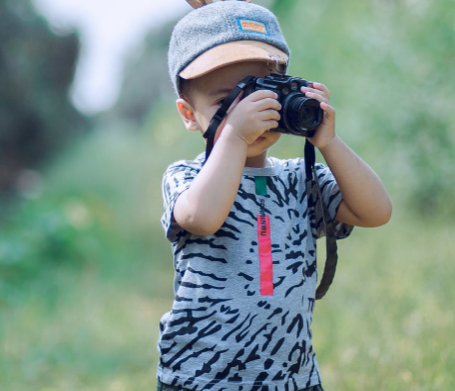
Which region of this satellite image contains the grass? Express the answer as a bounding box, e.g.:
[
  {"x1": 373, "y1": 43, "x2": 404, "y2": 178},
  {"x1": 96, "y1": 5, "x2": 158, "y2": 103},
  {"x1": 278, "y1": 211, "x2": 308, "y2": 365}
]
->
[
  {"x1": 1, "y1": 264, "x2": 170, "y2": 391},
  {"x1": 314, "y1": 218, "x2": 455, "y2": 390},
  {"x1": 0, "y1": 120, "x2": 183, "y2": 391},
  {"x1": 1, "y1": 117, "x2": 454, "y2": 390}
]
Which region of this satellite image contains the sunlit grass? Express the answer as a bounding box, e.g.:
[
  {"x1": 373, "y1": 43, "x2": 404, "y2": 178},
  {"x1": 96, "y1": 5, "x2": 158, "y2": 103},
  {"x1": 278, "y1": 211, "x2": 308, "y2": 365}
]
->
[
  {"x1": 1, "y1": 114, "x2": 454, "y2": 390},
  {"x1": 0, "y1": 264, "x2": 171, "y2": 391},
  {"x1": 313, "y1": 219, "x2": 455, "y2": 390}
]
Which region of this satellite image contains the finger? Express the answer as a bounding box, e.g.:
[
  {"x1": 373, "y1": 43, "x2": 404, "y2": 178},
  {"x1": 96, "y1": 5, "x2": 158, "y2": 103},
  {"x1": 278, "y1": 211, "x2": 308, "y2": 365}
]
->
[
  {"x1": 247, "y1": 89, "x2": 279, "y2": 102},
  {"x1": 320, "y1": 101, "x2": 335, "y2": 120},
  {"x1": 301, "y1": 83, "x2": 330, "y2": 99},
  {"x1": 303, "y1": 90, "x2": 328, "y2": 104},
  {"x1": 258, "y1": 109, "x2": 281, "y2": 121},
  {"x1": 255, "y1": 97, "x2": 282, "y2": 112},
  {"x1": 301, "y1": 87, "x2": 326, "y2": 101},
  {"x1": 263, "y1": 119, "x2": 279, "y2": 130},
  {"x1": 312, "y1": 82, "x2": 331, "y2": 99}
]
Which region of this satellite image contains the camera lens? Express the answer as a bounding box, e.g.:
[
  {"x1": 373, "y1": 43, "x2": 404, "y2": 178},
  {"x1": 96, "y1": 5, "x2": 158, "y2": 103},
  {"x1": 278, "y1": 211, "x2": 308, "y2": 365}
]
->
[
  {"x1": 282, "y1": 93, "x2": 323, "y2": 135},
  {"x1": 299, "y1": 106, "x2": 318, "y2": 123}
]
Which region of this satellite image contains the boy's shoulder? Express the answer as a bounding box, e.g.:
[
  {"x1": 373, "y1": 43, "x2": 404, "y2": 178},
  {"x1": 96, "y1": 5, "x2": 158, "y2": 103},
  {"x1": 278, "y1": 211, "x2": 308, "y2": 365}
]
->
[{"x1": 164, "y1": 153, "x2": 205, "y2": 175}]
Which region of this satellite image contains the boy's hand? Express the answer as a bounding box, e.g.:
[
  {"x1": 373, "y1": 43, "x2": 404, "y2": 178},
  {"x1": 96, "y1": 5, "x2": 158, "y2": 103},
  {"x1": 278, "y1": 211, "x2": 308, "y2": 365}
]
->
[
  {"x1": 300, "y1": 82, "x2": 392, "y2": 227},
  {"x1": 219, "y1": 90, "x2": 281, "y2": 145},
  {"x1": 301, "y1": 82, "x2": 336, "y2": 151}
]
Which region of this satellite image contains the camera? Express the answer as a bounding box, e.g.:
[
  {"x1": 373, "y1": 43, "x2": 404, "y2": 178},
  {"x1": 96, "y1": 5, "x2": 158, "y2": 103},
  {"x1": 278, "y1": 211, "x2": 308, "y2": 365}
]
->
[{"x1": 244, "y1": 74, "x2": 323, "y2": 137}]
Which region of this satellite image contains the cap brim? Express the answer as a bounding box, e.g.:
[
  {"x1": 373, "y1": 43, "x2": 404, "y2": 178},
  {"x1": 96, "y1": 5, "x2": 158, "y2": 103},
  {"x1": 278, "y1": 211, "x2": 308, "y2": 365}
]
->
[{"x1": 179, "y1": 40, "x2": 289, "y2": 80}]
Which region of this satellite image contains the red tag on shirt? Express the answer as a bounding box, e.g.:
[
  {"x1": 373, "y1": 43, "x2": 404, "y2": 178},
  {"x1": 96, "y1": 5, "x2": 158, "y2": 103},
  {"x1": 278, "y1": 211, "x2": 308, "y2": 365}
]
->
[{"x1": 257, "y1": 214, "x2": 273, "y2": 295}]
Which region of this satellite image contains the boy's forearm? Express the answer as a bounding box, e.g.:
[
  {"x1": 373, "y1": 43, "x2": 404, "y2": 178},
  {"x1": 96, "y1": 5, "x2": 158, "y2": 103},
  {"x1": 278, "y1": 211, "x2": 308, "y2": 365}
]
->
[
  {"x1": 319, "y1": 136, "x2": 392, "y2": 227},
  {"x1": 174, "y1": 134, "x2": 247, "y2": 235}
]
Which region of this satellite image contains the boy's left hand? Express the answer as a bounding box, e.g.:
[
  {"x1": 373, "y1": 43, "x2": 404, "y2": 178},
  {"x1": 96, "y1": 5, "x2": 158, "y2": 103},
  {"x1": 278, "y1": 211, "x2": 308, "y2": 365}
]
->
[
  {"x1": 300, "y1": 83, "x2": 392, "y2": 228},
  {"x1": 301, "y1": 82, "x2": 336, "y2": 151}
]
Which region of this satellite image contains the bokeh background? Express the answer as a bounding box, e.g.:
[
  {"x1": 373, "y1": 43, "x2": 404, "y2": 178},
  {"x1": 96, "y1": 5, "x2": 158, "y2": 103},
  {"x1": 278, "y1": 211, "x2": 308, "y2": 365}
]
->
[{"x1": 1, "y1": 0, "x2": 454, "y2": 390}]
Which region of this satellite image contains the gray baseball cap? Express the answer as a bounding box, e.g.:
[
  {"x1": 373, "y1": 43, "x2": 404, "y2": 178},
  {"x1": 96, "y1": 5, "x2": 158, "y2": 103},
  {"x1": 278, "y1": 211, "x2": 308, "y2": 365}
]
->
[{"x1": 168, "y1": 0, "x2": 290, "y2": 95}]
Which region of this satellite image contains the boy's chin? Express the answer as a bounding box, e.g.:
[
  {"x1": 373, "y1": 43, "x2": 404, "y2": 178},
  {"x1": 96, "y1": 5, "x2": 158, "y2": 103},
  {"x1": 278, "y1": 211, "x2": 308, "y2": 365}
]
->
[
  {"x1": 248, "y1": 133, "x2": 280, "y2": 152},
  {"x1": 245, "y1": 140, "x2": 280, "y2": 167}
]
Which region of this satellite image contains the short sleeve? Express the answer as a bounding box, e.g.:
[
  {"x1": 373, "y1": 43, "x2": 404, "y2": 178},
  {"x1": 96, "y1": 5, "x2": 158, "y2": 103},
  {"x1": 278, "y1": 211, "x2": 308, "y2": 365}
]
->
[
  {"x1": 160, "y1": 158, "x2": 202, "y2": 241},
  {"x1": 309, "y1": 163, "x2": 354, "y2": 239}
]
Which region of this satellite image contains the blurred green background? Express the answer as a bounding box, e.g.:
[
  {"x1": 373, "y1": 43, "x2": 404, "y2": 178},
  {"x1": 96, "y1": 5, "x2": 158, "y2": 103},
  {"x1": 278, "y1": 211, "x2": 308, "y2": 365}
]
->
[{"x1": 1, "y1": 0, "x2": 454, "y2": 390}]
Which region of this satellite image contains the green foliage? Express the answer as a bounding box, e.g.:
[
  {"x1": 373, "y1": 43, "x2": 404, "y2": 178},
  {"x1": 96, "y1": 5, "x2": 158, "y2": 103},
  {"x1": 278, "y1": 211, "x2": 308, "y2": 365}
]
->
[
  {"x1": 271, "y1": 0, "x2": 455, "y2": 217},
  {"x1": 0, "y1": 192, "x2": 116, "y2": 298},
  {"x1": 107, "y1": 0, "x2": 455, "y2": 218},
  {"x1": 0, "y1": 116, "x2": 194, "y2": 390},
  {"x1": 1, "y1": 102, "x2": 455, "y2": 390},
  {"x1": 0, "y1": 0, "x2": 88, "y2": 198},
  {"x1": 313, "y1": 219, "x2": 455, "y2": 390},
  {"x1": 101, "y1": 21, "x2": 176, "y2": 127},
  {"x1": 2, "y1": 0, "x2": 455, "y2": 389},
  {"x1": 0, "y1": 111, "x2": 199, "y2": 301}
]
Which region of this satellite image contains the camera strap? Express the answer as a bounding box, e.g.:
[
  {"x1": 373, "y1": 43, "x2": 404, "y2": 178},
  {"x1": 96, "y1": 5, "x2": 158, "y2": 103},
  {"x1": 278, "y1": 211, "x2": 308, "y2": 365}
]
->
[
  {"x1": 203, "y1": 76, "x2": 255, "y2": 160},
  {"x1": 304, "y1": 140, "x2": 338, "y2": 300},
  {"x1": 203, "y1": 76, "x2": 338, "y2": 300}
]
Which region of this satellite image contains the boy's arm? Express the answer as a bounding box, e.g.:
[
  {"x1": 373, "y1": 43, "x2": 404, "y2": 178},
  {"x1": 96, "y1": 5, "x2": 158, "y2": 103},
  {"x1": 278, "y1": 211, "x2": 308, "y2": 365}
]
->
[
  {"x1": 173, "y1": 133, "x2": 247, "y2": 236},
  {"x1": 174, "y1": 90, "x2": 281, "y2": 236},
  {"x1": 319, "y1": 136, "x2": 392, "y2": 227},
  {"x1": 303, "y1": 83, "x2": 392, "y2": 227}
]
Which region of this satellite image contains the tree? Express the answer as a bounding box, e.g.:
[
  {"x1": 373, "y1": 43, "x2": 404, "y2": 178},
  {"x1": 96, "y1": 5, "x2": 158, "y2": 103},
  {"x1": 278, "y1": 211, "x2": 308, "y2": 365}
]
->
[{"x1": 0, "y1": 0, "x2": 87, "y2": 200}]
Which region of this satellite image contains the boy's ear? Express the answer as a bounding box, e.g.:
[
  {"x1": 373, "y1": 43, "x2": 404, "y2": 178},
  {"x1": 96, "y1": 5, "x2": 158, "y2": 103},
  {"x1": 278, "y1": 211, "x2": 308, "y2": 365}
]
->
[{"x1": 176, "y1": 99, "x2": 199, "y2": 132}]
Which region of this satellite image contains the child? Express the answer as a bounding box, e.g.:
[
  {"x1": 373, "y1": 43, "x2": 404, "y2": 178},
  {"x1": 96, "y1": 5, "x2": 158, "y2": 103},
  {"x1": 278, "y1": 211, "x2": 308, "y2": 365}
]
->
[{"x1": 158, "y1": 1, "x2": 392, "y2": 391}]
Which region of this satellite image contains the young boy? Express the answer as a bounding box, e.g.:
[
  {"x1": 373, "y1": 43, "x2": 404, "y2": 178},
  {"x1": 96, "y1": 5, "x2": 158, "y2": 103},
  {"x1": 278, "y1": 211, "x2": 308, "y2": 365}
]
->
[{"x1": 158, "y1": 1, "x2": 392, "y2": 391}]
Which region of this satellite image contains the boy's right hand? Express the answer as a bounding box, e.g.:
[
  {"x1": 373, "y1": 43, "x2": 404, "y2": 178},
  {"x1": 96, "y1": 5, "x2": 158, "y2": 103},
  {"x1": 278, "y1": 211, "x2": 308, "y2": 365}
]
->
[
  {"x1": 174, "y1": 90, "x2": 281, "y2": 237},
  {"x1": 218, "y1": 90, "x2": 281, "y2": 145}
]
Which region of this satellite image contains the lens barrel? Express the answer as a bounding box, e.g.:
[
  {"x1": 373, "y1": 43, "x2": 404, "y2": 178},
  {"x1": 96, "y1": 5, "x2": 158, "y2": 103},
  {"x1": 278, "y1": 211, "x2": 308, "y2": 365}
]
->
[{"x1": 282, "y1": 93, "x2": 323, "y2": 136}]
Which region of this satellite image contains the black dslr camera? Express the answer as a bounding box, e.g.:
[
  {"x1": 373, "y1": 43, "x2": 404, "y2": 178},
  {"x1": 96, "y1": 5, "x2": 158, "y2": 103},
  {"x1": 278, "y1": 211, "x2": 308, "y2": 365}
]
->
[{"x1": 244, "y1": 74, "x2": 323, "y2": 137}]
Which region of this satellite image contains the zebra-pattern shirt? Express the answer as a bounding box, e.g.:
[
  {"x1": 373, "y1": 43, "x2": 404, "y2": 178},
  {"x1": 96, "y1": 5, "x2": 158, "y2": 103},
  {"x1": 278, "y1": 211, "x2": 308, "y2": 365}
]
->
[{"x1": 158, "y1": 153, "x2": 353, "y2": 391}]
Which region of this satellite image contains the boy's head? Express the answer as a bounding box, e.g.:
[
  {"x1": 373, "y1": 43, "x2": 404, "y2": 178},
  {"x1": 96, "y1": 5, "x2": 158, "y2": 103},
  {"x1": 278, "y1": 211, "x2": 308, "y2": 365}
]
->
[
  {"x1": 168, "y1": 0, "x2": 290, "y2": 165},
  {"x1": 168, "y1": 0, "x2": 290, "y2": 98}
]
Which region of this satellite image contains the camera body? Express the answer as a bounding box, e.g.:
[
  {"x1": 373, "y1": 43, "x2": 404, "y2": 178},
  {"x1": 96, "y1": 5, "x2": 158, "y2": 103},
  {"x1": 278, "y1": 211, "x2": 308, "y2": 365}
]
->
[{"x1": 244, "y1": 74, "x2": 323, "y2": 137}]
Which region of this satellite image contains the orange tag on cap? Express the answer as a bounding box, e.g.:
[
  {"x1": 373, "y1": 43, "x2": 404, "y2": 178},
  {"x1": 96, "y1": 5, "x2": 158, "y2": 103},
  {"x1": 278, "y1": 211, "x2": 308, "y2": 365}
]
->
[{"x1": 238, "y1": 19, "x2": 268, "y2": 35}]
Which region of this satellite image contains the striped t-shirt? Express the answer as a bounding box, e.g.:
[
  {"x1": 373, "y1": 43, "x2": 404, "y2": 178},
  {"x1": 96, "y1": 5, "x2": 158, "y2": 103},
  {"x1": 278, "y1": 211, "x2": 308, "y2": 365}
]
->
[{"x1": 158, "y1": 153, "x2": 353, "y2": 391}]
